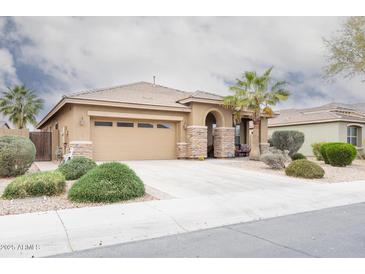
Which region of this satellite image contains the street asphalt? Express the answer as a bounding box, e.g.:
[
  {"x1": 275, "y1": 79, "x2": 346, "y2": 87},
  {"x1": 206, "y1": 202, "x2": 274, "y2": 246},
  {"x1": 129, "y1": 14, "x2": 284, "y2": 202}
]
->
[{"x1": 54, "y1": 202, "x2": 365, "y2": 258}]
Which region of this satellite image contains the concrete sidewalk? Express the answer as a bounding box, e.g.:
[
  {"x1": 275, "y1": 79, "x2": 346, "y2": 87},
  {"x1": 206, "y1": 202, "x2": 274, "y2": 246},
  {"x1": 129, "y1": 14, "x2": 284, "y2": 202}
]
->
[
  {"x1": 2, "y1": 179, "x2": 365, "y2": 257},
  {"x1": 57, "y1": 202, "x2": 365, "y2": 258}
]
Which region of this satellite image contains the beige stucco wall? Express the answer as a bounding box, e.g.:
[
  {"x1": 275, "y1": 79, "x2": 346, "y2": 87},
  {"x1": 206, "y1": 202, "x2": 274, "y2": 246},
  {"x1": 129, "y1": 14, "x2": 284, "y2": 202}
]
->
[
  {"x1": 39, "y1": 100, "x2": 238, "y2": 160},
  {"x1": 268, "y1": 122, "x2": 342, "y2": 156},
  {"x1": 188, "y1": 102, "x2": 233, "y2": 127},
  {"x1": 72, "y1": 104, "x2": 189, "y2": 143},
  {"x1": 0, "y1": 128, "x2": 29, "y2": 137},
  {"x1": 41, "y1": 104, "x2": 74, "y2": 153},
  {"x1": 338, "y1": 121, "x2": 365, "y2": 149},
  {"x1": 42, "y1": 104, "x2": 189, "y2": 142}
]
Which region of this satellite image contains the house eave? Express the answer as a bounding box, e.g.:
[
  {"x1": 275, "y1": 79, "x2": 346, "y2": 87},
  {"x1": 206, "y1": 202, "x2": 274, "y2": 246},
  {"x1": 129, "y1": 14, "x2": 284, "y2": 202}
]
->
[
  {"x1": 177, "y1": 97, "x2": 223, "y2": 105},
  {"x1": 268, "y1": 118, "x2": 365, "y2": 128},
  {"x1": 36, "y1": 97, "x2": 192, "y2": 129}
]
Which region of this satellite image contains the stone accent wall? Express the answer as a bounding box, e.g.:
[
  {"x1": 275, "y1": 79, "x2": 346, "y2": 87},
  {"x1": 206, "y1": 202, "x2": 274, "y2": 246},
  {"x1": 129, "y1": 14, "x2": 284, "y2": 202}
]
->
[
  {"x1": 176, "y1": 142, "x2": 188, "y2": 159},
  {"x1": 259, "y1": 142, "x2": 270, "y2": 154},
  {"x1": 186, "y1": 126, "x2": 207, "y2": 158},
  {"x1": 69, "y1": 141, "x2": 93, "y2": 159},
  {"x1": 214, "y1": 127, "x2": 235, "y2": 158}
]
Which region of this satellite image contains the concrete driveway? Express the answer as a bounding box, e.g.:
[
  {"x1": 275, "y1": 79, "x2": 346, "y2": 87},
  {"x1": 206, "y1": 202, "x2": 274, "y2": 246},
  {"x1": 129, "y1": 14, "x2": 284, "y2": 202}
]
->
[
  {"x1": 3, "y1": 159, "x2": 365, "y2": 257},
  {"x1": 123, "y1": 159, "x2": 313, "y2": 199}
]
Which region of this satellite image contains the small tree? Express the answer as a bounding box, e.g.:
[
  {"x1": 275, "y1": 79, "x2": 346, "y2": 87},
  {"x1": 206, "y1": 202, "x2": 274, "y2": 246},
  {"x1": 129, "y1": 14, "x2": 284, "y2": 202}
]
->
[
  {"x1": 324, "y1": 17, "x2": 365, "y2": 80},
  {"x1": 271, "y1": 130, "x2": 304, "y2": 157},
  {"x1": 0, "y1": 85, "x2": 44, "y2": 129},
  {"x1": 223, "y1": 67, "x2": 290, "y2": 160}
]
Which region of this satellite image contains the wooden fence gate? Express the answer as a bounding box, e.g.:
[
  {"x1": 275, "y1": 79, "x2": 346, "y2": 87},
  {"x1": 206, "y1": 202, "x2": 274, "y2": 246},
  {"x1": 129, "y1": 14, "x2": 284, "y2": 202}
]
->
[{"x1": 30, "y1": 132, "x2": 52, "y2": 161}]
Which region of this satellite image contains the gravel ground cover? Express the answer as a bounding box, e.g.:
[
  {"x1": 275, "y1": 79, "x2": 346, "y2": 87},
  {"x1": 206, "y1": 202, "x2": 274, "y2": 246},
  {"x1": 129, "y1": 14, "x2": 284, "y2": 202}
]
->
[
  {"x1": 214, "y1": 157, "x2": 365, "y2": 183},
  {"x1": 0, "y1": 163, "x2": 155, "y2": 216}
]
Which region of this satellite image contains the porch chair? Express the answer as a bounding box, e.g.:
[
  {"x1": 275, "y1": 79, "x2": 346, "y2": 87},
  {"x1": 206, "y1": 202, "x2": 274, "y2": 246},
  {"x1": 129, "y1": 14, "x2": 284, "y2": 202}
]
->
[{"x1": 235, "y1": 144, "x2": 251, "y2": 157}]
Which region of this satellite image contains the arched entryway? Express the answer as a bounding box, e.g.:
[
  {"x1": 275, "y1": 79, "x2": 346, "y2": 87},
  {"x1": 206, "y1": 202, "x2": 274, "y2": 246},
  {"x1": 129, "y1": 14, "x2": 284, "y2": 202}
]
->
[
  {"x1": 205, "y1": 113, "x2": 216, "y2": 158},
  {"x1": 205, "y1": 110, "x2": 224, "y2": 158}
]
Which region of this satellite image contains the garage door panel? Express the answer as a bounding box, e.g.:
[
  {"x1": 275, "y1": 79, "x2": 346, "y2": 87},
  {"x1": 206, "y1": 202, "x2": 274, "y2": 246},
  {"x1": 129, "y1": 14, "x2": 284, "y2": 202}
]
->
[{"x1": 91, "y1": 119, "x2": 176, "y2": 161}]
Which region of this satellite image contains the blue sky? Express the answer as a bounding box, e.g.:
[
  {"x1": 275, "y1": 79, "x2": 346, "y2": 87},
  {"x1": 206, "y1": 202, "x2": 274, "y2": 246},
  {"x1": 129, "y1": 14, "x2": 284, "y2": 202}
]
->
[{"x1": 1, "y1": 17, "x2": 364, "y2": 125}]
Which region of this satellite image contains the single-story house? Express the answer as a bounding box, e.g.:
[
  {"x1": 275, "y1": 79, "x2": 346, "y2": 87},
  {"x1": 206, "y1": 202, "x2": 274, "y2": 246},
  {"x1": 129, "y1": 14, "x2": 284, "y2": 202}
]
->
[
  {"x1": 37, "y1": 81, "x2": 273, "y2": 161},
  {"x1": 268, "y1": 103, "x2": 365, "y2": 156},
  {"x1": 0, "y1": 121, "x2": 10, "y2": 129}
]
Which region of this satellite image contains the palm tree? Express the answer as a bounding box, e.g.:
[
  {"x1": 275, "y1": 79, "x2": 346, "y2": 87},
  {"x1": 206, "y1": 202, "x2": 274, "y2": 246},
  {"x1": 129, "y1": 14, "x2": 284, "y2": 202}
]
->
[
  {"x1": 223, "y1": 67, "x2": 290, "y2": 160},
  {"x1": 0, "y1": 85, "x2": 44, "y2": 129}
]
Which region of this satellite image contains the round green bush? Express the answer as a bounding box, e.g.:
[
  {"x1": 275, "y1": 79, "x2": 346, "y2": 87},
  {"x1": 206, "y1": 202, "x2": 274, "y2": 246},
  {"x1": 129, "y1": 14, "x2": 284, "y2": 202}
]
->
[
  {"x1": 2, "y1": 171, "x2": 66, "y2": 199},
  {"x1": 291, "y1": 153, "x2": 306, "y2": 161},
  {"x1": 311, "y1": 142, "x2": 325, "y2": 161},
  {"x1": 325, "y1": 143, "x2": 357, "y2": 167},
  {"x1": 68, "y1": 162, "x2": 145, "y2": 203},
  {"x1": 58, "y1": 156, "x2": 97, "y2": 180},
  {"x1": 0, "y1": 135, "x2": 36, "y2": 177},
  {"x1": 320, "y1": 142, "x2": 342, "y2": 164},
  {"x1": 285, "y1": 159, "x2": 325, "y2": 179},
  {"x1": 320, "y1": 142, "x2": 357, "y2": 166}
]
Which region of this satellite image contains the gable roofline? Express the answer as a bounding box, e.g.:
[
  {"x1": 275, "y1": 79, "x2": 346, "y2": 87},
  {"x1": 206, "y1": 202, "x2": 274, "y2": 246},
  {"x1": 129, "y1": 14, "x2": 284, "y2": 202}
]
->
[
  {"x1": 268, "y1": 118, "x2": 365, "y2": 127},
  {"x1": 68, "y1": 81, "x2": 190, "y2": 98},
  {"x1": 177, "y1": 90, "x2": 223, "y2": 104},
  {"x1": 36, "y1": 97, "x2": 192, "y2": 129},
  {"x1": 269, "y1": 102, "x2": 365, "y2": 127}
]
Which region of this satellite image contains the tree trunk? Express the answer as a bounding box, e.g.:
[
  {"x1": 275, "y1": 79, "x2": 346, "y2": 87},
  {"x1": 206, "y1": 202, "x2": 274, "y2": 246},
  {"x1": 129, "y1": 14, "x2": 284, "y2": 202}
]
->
[{"x1": 250, "y1": 120, "x2": 261, "y2": 160}]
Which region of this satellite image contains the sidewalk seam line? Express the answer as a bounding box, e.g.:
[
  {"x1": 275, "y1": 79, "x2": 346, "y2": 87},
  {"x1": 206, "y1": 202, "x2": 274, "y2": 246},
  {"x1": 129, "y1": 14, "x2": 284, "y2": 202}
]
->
[
  {"x1": 226, "y1": 226, "x2": 319, "y2": 258},
  {"x1": 143, "y1": 203, "x2": 189, "y2": 233},
  {"x1": 55, "y1": 210, "x2": 74, "y2": 252}
]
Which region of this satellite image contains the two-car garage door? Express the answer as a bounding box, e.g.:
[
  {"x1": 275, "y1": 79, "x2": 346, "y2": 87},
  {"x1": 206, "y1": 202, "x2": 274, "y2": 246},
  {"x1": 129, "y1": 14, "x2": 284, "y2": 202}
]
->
[{"x1": 91, "y1": 118, "x2": 176, "y2": 161}]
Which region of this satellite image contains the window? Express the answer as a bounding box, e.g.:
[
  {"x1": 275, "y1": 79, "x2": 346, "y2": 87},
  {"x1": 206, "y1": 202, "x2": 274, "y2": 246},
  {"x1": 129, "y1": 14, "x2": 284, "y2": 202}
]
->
[
  {"x1": 235, "y1": 125, "x2": 240, "y2": 145},
  {"x1": 94, "y1": 121, "x2": 113, "y2": 126},
  {"x1": 117, "y1": 122, "x2": 134, "y2": 128},
  {"x1": 347, "y1": 126, "x2": 360, "y2": 146},
  {"x1": 157, "y1": 123, "x2": 171, "y2": 129},
  {"x1": 138, "y1": 123, "x2": 153, "y2": 128}
]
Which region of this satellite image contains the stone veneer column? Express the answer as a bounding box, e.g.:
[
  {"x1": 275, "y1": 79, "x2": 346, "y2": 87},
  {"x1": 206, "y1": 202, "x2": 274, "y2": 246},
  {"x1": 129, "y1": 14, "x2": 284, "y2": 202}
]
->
[
  {"x1": 214, "y1": 127, "x2": 235, "y2": 158},
  {"x1": 176, "y1": 142, "x2": 188, "y2": 159},
  {"x1": 186, "y1": 126, "x2": 207, "y2": 158},
  {"x1": 259, "y1": 118, "x2": 270, "y2": 154},
  {"x1": 69, "y1": 141, "x2": 93, "y2": 159}
]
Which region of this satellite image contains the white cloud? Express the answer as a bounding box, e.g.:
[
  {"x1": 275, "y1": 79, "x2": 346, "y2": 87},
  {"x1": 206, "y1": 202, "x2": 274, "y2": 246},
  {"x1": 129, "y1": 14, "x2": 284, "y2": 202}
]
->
[
  {"x1": 7, "y1": 16, "x2": 365, "y2": 111},
  {"x1": 0, "y1": 48, "x2": 19, "y2": 89}
]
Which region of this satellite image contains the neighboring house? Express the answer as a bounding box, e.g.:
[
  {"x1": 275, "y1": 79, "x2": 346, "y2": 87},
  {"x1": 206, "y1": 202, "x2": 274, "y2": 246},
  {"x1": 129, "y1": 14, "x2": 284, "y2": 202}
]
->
[
  {"x1": 37, "y1": 81, "x2": 273, "y2": 161},
  {"x1": 268, "y1": 103, "x2": 365, "y2": 156},
  {"x1": 0, "y1": 121, "x2": 10, "y2": 129}
]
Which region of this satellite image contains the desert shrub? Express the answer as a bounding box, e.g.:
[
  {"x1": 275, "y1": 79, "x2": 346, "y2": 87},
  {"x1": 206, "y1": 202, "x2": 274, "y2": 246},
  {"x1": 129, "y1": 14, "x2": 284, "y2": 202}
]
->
[
  {"x1": 271, "y1": 130, "x2": 305, "y2": 157},
  {"x1": 260, "y1": 147, "x2": 290, "y2": 169},
  {"x1": 0, "y1": 135, "x2": 36, "y2": 177},
  {"x1": 320, "y1": 143, "x2": 332, "y2": 164},
  {"x1": 68, "y1": 162, "x2": 145, "y2": 203},
  {"x1": 325, "y1": 143, "x2": 357, "y2": 167},
  {"x1": 2, "y1": 171, "x2": 66, "y2": 199},
  {"x1": 320, "y1": 143, "x2": 343, "y2": 164},
  {"x1": 58, "y1": 156, "x2": 97, "y2": 180},
  {"x1": 311, "y1": 142, "x2": 325, "y2": 161},
  {"x1": 320, "y1": 142, "x2": 357, "y2": 166},
  {"x1": 285, "y1": 159, "x2": 325, "y2": 179},
  {"x1": 291, "y1": 153, "x2": 306, "y2": 161}
]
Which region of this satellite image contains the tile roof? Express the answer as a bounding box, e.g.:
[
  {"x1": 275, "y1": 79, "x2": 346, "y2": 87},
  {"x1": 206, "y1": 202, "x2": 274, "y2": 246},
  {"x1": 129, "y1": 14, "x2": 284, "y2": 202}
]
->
[
  {"x1": 68, "y1": 82, "x2": 224, "y2": 108},
  {"x1": 269, "y1": 102, "x2": 365, "y2": 126},
  {"x1": 67, "y1": 81, "x2": 196, "y2": 108},
  {"x1": 177, "y1": 90, "x2": 223, "y2": 102}
]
